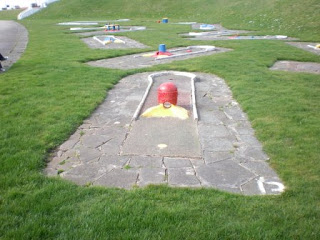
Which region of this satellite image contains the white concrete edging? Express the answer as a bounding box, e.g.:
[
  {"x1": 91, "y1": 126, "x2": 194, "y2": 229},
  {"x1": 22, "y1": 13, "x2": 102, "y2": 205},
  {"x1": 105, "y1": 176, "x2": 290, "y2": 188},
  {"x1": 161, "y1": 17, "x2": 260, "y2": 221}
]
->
[{"x1": 132, "y1": 71, "x2": 198, "y2": 121}]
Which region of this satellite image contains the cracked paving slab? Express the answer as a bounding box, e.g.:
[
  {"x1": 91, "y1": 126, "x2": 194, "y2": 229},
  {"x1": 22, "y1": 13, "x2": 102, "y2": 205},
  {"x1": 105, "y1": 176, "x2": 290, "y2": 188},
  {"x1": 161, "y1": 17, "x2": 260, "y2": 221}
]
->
[
  {"x1": 270, "y1": 61, "x2": 320, "y2": 74},
  {"x1": 46, "y1": 71, "x2": 285, "y2": 195},
  {"x1": 86, "y1": 46, "x2": 231, "y2": 70}
]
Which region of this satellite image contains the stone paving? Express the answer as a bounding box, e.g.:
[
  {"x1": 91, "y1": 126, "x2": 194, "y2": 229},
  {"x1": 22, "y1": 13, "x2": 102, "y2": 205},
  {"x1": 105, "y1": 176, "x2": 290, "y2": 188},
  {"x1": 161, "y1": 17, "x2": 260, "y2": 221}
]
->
[
  {"x1": 0, "y1": 21, "x2": 28, "y2": 71},
  {"x1": 181, "y1": 23, "x2": 297, "y2": 41},
  {"x1": 285, "y1": 42, "x2": 320, "y2": 56},
  {"x1": 270, "y1": 61, "x2": 320, "y2": 74},
  {"x1": 86, "y1": 46, "x2": 230, "y2": 70},
  {"x1": 46, "y1": 71, "x2": 285, "y2": 195},
  {"x1": 73, "y1": 26, "x2": 146, "y2": 37},
  {"x1": 81, "y1": 35, "x2": 149, "y2": 49}
]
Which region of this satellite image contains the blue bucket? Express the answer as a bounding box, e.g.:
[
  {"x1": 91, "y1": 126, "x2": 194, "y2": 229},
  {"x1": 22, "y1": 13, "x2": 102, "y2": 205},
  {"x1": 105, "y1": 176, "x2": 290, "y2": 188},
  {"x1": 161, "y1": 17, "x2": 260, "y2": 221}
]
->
[
  {"x1": 162, "y1": 18, "x2": 168, "y2": 23},
  {"x1": 159, "y1": 44, "x2": 166, "y2": 52}
]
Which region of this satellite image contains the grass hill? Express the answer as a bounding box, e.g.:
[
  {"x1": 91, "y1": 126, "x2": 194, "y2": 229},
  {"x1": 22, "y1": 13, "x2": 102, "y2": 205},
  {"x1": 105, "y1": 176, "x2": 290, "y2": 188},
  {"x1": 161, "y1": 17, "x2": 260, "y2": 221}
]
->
[
  {"x1": 0, "y1": 0, "x2": 319, "y2": 239},
  {"x1": 36, "y1": 0, "x2": 320, "y2": 40}
]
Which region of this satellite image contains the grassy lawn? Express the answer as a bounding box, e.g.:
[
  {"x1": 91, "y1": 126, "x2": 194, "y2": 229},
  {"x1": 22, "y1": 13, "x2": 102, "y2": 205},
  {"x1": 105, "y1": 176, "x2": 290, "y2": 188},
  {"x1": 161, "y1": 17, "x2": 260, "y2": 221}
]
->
[{"x1": 0, "y1": 0, "x2": 319, "y2": 239}]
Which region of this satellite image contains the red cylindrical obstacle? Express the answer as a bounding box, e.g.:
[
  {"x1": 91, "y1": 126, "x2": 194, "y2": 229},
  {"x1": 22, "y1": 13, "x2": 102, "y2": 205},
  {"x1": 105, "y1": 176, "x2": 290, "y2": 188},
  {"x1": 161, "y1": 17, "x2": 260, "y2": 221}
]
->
[{"x1": 157, "y1": 82, "x2": 178, "y2": 105}]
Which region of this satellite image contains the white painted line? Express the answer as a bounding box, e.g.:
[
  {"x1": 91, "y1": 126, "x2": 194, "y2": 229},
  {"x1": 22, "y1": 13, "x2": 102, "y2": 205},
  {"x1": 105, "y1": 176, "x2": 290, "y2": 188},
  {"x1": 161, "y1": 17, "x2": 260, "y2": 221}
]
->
[
  {"x1": 264, "y1": 181, "x2": 285, "y2": 193},
  {"x1": 257, "y1": 177, "x2": 267, "y2": 195}
]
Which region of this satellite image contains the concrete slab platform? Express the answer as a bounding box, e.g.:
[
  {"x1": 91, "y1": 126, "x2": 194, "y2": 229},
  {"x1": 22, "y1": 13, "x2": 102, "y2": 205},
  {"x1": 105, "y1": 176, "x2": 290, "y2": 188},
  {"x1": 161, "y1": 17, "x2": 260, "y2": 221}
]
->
[
  {"x1": 81, "y1": 35, "x2": 149, "y2": 49},
  {"x1": 46, "y1": 71, "x2": 285, "y2": 195},
  {"x1": 87, "y1": 45, "x2": 230, "y2": 70},
  {"x1": 122, "y1": 118, "x2": 201, "y2": 158},
  {"x1": 182, "y1": 23, "x2": 297, "y2": 41},
  {"x1": 270, "y1": 61, "x2": 320, "y2": 74},
  {"x1": 73, "y1": 26, "x2": 146, "y2": 37},
  {"x1": 285, "y1": 42, "x2": 320, "y2": 55}
]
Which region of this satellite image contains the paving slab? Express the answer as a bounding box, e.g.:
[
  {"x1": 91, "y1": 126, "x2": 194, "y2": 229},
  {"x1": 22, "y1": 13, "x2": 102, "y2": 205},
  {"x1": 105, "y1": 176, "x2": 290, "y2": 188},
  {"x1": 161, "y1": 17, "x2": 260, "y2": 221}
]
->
[
  {"x1": 285, "y1": 42, "x2": 320, "y2": 55},
  {"x1": 0, "y1": 20, "x2": 28, "y2": 71},
  {"x1": 138, "y1": 168, "x2": 166, "y2": 187},
  {"x1": 93, "y1": 169, "x2": 138, "y2": 189},
  {"x1": 81, "y1": 35, "x2": 149, "y2": 49},
  {"x1": 121, "y1": 118, "x2": 202, "y2": 158},
  {"x1": 46, "y1": 71, "x2": 285, "y2": 195},
  {"x1": 270, "y1": 61, "x2": 320, "y2": 74},
  {"x1": 87, "y1": 46, "x2": 230, "y2": 70},
  {"x1": 72, "y1": 26, "x2": 146, "y2": 37}
]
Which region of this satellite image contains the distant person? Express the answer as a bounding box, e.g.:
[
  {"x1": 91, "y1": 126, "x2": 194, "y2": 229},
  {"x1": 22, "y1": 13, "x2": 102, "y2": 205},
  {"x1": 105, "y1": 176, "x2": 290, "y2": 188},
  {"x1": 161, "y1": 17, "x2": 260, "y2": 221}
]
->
[{"x1": 0, "y1": 53, "x2": 8, "y2": 72}]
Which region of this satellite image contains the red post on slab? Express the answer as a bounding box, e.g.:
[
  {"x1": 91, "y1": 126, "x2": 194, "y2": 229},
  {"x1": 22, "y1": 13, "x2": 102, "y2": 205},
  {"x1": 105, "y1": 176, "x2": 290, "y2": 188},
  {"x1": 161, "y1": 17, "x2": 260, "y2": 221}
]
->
[{"x1": 158, "y1": 82, "x2": 178, "y2": 105}]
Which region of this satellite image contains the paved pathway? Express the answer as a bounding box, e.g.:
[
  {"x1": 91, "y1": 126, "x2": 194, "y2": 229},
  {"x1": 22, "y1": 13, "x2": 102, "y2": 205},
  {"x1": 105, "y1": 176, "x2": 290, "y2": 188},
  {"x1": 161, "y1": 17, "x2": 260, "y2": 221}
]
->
[
  {"x1": 87, "y1": 46, "x2": 230, "y2": 70},
  {"x1": 82, "y1": 36, "x2": 149, "y2": 49},
  {"x1": 286, "y1": 42, "x2": 320, "y2": 55},
  {"x1": 0, "y1": 20, "x2": 28, "y2": 71},
  {"x1": 270, "y1": 61, "x2": 320, "y2": 74},
  {"x1": 46, "y1": 71, "x2": 285, "y2": 195}
]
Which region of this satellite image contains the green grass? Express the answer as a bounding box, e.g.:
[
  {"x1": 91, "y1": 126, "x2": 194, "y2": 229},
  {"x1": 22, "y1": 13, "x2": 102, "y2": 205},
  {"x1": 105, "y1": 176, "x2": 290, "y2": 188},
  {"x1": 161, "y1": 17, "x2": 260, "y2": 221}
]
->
[{"x1": 0, "y1": 0, "x2": 320, "y2": 239}]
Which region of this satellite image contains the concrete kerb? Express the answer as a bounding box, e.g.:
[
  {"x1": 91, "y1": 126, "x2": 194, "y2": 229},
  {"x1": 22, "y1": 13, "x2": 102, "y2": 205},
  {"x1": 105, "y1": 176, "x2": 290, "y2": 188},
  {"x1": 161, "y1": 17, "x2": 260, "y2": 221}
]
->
[{"x1": 132, "y1": 71, "x2": 198, "y2": 121}]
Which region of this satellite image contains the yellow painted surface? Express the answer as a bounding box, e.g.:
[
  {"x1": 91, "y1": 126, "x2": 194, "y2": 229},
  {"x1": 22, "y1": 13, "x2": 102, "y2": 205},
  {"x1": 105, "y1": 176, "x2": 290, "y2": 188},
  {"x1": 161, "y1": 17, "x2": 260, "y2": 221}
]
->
[{"x1": 141, "y1": 104, "x2": 189, "y2": 120}]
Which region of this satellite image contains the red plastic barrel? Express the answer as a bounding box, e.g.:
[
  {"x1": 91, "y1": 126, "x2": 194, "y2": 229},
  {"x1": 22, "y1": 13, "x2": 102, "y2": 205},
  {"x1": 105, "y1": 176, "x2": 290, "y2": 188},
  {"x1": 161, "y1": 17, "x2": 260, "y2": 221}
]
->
[{"x1": 157, "y1": 82, "x2": 178, "y2": 105}]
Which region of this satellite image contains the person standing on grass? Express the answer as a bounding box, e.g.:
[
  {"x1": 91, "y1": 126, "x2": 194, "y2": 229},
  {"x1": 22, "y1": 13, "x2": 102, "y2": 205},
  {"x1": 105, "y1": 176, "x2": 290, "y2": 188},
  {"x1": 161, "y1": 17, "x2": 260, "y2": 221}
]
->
[{"x1": 0, "y1": 53, "x2": 8, "y2": 72}]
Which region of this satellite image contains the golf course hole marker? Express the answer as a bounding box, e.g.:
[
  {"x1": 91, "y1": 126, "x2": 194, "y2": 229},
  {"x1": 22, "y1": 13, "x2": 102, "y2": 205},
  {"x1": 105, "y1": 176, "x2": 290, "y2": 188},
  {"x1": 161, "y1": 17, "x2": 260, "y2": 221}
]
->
[{"x1": 46, "y1": 71, "x2": 285, "y2": 194}]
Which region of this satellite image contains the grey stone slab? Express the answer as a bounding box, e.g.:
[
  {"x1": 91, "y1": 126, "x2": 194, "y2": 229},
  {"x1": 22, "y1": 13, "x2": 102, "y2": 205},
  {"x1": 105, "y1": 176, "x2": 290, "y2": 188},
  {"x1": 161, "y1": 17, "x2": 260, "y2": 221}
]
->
[
  {"x1": 100, "y1": 135, "x2": 125, "y2": 156},
  {"x1": 200, "y1": 137, "x2": 235, "y2": 152},
  {"x1": 285, "y1": 42, "x2": 320, "y2": 56},
  {"x1": 237, "y1": 135, "x2": 264, "y2": 148},
  {"x1": 81, "y1": 134, "x2": 110, "y2": 148},
  {"x1": 227, "y1": 121, "x2": 255, "y2": 135},
  {"x1": 122, "y1": 118, "x2": 202, "y2": 158},
  {"x1": 59, "y1": 133, "x2": 80, "y2": 151},
  {"x1": 223, "y1": 106, "x2": 247, "y2": 121},
  {"x1": 78, "y1": 147, "x2": 101, "y2": 163},
  {"x1": 168, "y1": 168, "x2": 201, "y2": 187},
  {"x1": 242, "y1": 147, "x2": 269, "y2": 161},
  {"x1": 46, "y1": 71, "x2": 284, "y2": 194},
  {"x1": 63, "y1": 162, "x2": 107, "y2": 184},
  {"x1": 197, "y1": 110, "x2": 223, "y2": 124},
  {"x1": 81, "y1": 36, "x2": 149, "y2": 49},
  {"x1": 241, "y1": 178, "x2": 264, "y2": 195},
  {"x1": 198, "y1": 123, "x2": 233, "y2": 138},
  {"x1": 87, "y1": 46, "x2": 231, "y2": 70},
  {"x1": 242, "y1": 176, "x2": 285, "y2": 195},
  {"x1": 164, "y1": 158, "x2": 193, "y2": 168},
  {"x1": 138, "y1": 168, "x2": 166, "y2": 186},
  {"x1": 190, "y1": 158, "x2": 206, "y2": 167},
  {"x1": 99, "y1": 155, "x2": 129, "y2": 170},
  {"x1": 196, "y1": 160, "x2": 256, "y2": 188},
  {"x1": 204, "y1": 151, "x2": 234, "y2": 164},
  {"x1": 129, "y1": 156, "x2": 163, "y2": 168},
  {"x1": 93, "y1": 169, "x2": 138, "y2": 189},
  {"x1": 270, "y1": 61, "x2": 320, "y2": 74},
  {"x1": 241, "y1": 161, "x2": 278, "y2": 178}
]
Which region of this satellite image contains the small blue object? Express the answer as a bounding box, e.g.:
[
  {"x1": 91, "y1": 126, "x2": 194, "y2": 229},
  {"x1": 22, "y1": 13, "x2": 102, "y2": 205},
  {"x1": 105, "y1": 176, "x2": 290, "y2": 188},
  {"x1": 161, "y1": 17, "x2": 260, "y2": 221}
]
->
[
  {"x1": 162, "y1": 18, "x2": 168, "y2": 23},
  {"x1": 159, "y1": 44, "x2": 166, "y2": 52}
]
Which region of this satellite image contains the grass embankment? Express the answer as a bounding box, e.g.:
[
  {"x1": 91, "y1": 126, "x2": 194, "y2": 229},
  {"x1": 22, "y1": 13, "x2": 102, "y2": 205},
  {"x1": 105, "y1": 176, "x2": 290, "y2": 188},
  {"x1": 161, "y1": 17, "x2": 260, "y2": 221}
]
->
[{"x1": 0, "y1": 0, "x2": 319, "y2": 239}]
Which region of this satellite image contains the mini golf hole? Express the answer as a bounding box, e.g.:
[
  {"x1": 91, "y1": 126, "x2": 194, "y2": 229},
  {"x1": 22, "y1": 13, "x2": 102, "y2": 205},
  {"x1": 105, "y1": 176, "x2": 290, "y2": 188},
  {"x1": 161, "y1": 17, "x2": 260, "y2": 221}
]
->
[{"x1": 163, "y1": 102, "x2": 172, "y2": 108}]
